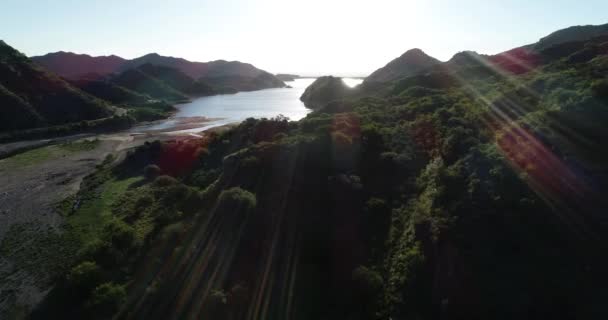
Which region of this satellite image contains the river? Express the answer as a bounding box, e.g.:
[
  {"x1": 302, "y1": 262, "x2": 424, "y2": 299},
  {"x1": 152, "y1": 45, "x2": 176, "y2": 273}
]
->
[{"x1": 133, "y1": 78, "x2": 363, "y2": 134}]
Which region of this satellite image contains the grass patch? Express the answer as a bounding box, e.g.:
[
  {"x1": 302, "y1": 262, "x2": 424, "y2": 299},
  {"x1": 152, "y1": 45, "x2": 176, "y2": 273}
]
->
[
  {"x1": 0, "y1": 145, "x2": 56, "y2": 168},
  {"x1": 66, "y1": 176, "x2": 143, "y2": 245},
  {"x1": 0, "y1": 139, "x2": 101, "y2": 170},
  {"x1": 58, "y1": 139, "x2": 100, "y2": 152}
]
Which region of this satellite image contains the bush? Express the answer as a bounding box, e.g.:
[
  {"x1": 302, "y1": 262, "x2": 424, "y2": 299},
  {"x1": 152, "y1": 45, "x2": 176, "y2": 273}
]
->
[
  {"x1": 352, "y1": 266, "x2": 384, "y2": 317},
  {"x1": 591, "y1": 79, "x2": 608, "y2": 99},
  {"x1": 352, "y1": 266, "x2": 384, "y2": 298},
  {"x1": 161, "y1": 184, "x2": 192, "y2": 206},
  {"x1": 86, "y1": 282, "x2": 127, "y2": 315},
  {"x1": 102, "y1": 219, "x2": 136, "y2": 251},
  {"x1": 135, "y1": 193, "x2": 155, "y2": 210},
  {"x1": 67, "y1": 261, "x2": 102, "y2": 291},
  {"x1": 153, "y1": 175, "x2": 178, "y2": 187},
  {"x1": 202, "y1": 289, "x2": 228, "y2": 318},
  {"x1": 144, "y1": 164, "x2": 161, "y2": 180},
  {"x1": 190, "y1": 169, "x2": 220, "y2": 188},
  {"x1": 160, "y1": 222, "x2": 184, "y2": 240},
  {"x1": 216, "y1": 187, "x2": 257, "y2": 213}
]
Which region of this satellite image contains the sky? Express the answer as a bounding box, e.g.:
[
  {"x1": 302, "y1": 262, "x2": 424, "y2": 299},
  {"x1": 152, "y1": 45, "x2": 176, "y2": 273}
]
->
[{"x1": 1, "y1": 0, "x2": 607, "y2": 77}]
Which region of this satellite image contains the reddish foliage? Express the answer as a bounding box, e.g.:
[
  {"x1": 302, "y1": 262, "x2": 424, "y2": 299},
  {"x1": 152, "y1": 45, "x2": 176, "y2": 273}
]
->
[
  {"x1": 158, "y1": 136, "x2": 210, "y2": 176},
  {"x1": 412, "y1": 118, "x2": 441, "y2": 157},
  {"x1": 489, "y1": 47, "x2": 542, "y2": 75},
  {"x1": 496, "y1": 125, "x2": 585, "y2": 200}
]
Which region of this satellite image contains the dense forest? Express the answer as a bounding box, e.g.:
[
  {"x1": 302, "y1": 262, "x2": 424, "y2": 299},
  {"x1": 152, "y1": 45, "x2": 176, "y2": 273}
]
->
[{"x1": 20, "y1": 25, "x2": 608, "y2": 319}]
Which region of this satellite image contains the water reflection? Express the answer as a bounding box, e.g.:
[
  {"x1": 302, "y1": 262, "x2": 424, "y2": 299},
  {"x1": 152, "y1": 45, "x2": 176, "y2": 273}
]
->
[{"x1": 134, "y1": 78, "x2": 363, "y2": 133}]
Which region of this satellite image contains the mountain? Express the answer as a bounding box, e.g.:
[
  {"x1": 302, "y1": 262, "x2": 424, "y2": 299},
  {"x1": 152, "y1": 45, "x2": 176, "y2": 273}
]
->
[
  {"x1": 364, "y1": 48, "x2": 440, "y2": 84},
  {"x1": 365, "y1": 23, "x2": 608, "y2": 83},
  {"x1": 202, "y1": 70, "x2": 286, "y2": 92},
  {"x1": 111, "y1": 66, "x2": 189, "y2": 102},
  {"x1": 118, "y1": 54, "x2": 285, "y2": 91},
  {"x1": 300, "y1": 76, "x2": 352, "y2": 109},
  {"x1": 33, "y1": 51, "x2": 286, "y2": 92},
  {"x1": 134, "y1": 63, "x2": 215, "y2": 96},
  {"x1": 31, "y1": 51, "x2": 126, "y2": 79},
  {"x1": 276, "y1": 73, "x2": 300, "y2": 81},
  {"x1": 534, "y1": 23, "x2": 608, "y2": 51},
  {"x1": 69, "y1": 78, "x2": 150, "y2": 105},
  {"x1": 117, "y1": 53, "x2": 207, "y2": 79},
  {"x1": 0, "y1": 41, "x2": 112, "y2": 131}
]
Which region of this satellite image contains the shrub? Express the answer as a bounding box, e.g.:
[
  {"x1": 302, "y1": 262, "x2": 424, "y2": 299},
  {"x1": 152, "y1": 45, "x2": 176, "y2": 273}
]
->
[
  {"x1": 352, "y1": 266, "x2": 384, "y2": 317},
  {"x1": 102, "y1": 219, "x2": 136, "y2": 251},
  {"x1": 161, "y1": 184, "x2": 191, "y2": 206},
  {"x1": 144, "y1": 164, "x2": 161, "y2": 180},
  {"x1": 67, "y1": 261, "x2": 102, "y2": 291},
  {"x1": 160, "y1": 222, "x2": 184, "y2": 240},
  {"x1": 352, "y1": 266, "x2": 384, "y2": 298},
  {"x1": 86, "y1": 282, "x2": 127, "y2": 315},
  {"x1": 153, "y1": 175, "x2": 178, "y2": 187},
  {"x1": 216, "y1": 187, "x2": 257, "y2": 213},
  {"x1": 135, "y1": 193, "x2": 155, "y2": 210}
]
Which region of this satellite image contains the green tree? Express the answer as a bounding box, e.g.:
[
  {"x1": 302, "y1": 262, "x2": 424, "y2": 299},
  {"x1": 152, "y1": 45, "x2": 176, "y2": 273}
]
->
[{"x1": 86, "y1": 282, "x2": 127, "y2": 316}]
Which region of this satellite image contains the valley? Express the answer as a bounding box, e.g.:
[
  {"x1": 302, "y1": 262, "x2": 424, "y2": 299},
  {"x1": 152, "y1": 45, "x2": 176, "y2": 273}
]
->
[{"x1": 1, "y1": 14, "x2": 608, "y2": 320}]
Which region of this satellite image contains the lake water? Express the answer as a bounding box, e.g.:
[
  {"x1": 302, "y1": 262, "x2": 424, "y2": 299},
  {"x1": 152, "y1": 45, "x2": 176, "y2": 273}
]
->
[{"x1": 134, "y1": 78, "x2": 363, "y2": 134}]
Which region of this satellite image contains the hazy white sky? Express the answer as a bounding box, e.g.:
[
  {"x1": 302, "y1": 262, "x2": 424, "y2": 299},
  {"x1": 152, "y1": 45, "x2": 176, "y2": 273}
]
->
[{"x1": 1, "y1": 0, "x2": 607, "y2": 76}]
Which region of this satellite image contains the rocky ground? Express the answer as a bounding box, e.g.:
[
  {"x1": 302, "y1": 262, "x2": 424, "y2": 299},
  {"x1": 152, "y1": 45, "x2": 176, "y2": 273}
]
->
[{"x1": 0, "y1": 128, "x2": 200, "y2": 316}]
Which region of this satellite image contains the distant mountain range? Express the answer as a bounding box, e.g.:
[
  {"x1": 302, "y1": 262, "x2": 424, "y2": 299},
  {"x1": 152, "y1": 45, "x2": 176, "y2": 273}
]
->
[{"x1": 32, "y1": 52, "x2": 285, "y2": 92}]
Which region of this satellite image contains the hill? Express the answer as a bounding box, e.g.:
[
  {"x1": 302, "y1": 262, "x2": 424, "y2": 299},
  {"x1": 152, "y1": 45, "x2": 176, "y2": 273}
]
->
[
  {"x1": 300, "y1": 76, "x2": 352, "y2": 108},
  {"x1": 133, "y1": 63, "x2": 215, "y2": 96},
  {"x1": 31, "y1": 51, "x2": 126, "y2": 79},
  {"x1": 122, "y1": 55, "x2": 285, "y2": 91},
  {"x1": 534, "y1": 23, "x2": 608, "y2": 51},
  {"x1": 0, "y1": 41, "x2": 113, "y2": 132},
  {"x1": 365, "y1": 24, "x2": 608, "y2": 82},
  {"x1": 364, "y1": 48, "x2": 440, "y2": 84},
  {"x1": 33, "y1": 51, "x2": 286, "y2": 93},
  {"x1": 110, "y1": 66, "x2": 189, "y2": 102},
  {"x1": 276, "y1": 73, "x2": 300, "y2": 81}
]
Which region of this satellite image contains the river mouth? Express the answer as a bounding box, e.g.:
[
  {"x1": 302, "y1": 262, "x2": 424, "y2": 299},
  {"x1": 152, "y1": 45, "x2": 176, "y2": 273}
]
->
[{"x1": 131, "y1": 78, "x2": 363, "y2": 135}]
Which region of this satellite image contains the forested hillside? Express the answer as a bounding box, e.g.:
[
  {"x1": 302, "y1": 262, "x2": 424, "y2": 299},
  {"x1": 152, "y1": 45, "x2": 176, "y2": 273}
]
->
[
  {"x1": 27, "y1": 27, "x2": 608, "y2": 319},
  {"x1": 0, "y1": 41, "x2": 113, "y2": 131}
]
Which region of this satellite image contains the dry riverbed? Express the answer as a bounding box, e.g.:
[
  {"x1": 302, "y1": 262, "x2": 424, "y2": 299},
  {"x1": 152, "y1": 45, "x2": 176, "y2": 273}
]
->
[{"x1": 0, "y1": 123, "x2": 235, "y2": 317}]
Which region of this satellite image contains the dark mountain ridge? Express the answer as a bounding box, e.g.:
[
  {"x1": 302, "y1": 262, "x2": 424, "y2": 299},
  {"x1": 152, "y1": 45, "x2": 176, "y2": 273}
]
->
[
  {"x1": 0, "y1": 41, "x2": 113, "y2": 131},
  {"x1": 32, "y1": 52, "x2": 286, "y2": 92},
  {"x1": 364, "y1": 23, "x2": 608, "y2": 84},
  {"x1": 30, "y1": 51, "x2": 126, "y2": 80}
]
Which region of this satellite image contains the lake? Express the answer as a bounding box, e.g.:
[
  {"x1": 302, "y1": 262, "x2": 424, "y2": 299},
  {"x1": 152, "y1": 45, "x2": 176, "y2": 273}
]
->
[{"x1": 133, "y1": 78, "x2": 363, "y2": 134}]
